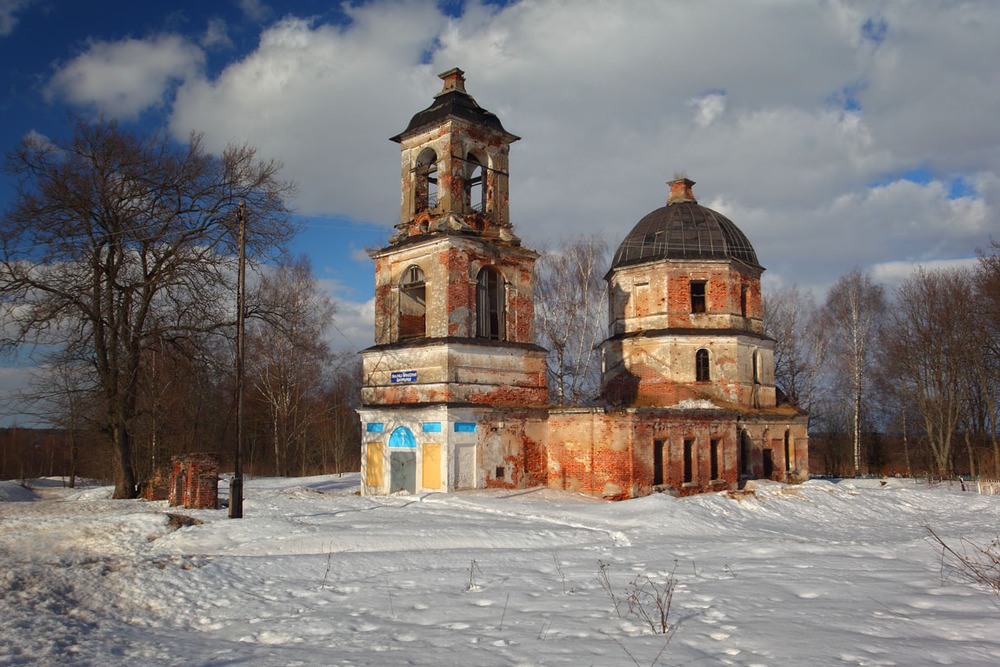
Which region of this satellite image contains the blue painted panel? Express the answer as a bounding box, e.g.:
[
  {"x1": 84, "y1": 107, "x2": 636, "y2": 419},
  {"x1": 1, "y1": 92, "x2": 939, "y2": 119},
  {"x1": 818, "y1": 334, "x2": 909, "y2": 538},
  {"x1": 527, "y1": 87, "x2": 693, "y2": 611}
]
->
[
  {"x1": 389, "y1": 426, "x2": 417, "y2": 448},
  {"x1": 366, "y1": 423, "x2": 384, "y2": 433},
  {"x1": 422, "y1": 422, "x2": 442, "y2": 433},
  {"x1": 454, "y1": 422, "x2": 477, "y2": 433}
]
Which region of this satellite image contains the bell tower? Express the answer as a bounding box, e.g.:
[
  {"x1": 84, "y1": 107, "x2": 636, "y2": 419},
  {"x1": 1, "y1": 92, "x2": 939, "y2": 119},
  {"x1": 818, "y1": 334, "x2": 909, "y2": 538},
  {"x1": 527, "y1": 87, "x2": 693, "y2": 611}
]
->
[{"x1": 359, "y1": 69, "x2": 548, "y2": 495}]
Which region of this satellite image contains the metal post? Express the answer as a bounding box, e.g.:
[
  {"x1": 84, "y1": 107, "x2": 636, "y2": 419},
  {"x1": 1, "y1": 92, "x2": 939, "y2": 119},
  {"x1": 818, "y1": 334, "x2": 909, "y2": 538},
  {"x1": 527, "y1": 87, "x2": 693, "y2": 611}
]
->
[{"x1": 230, "y1": 200, "x2": 246, "y2": 519}]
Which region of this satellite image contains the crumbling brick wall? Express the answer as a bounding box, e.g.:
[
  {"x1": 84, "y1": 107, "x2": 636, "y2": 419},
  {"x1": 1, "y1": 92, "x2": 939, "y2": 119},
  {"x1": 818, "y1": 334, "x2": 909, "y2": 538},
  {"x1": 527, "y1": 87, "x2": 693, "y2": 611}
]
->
[{"x1": 168, "y1": 454, "x2": 219, "y2": 509}]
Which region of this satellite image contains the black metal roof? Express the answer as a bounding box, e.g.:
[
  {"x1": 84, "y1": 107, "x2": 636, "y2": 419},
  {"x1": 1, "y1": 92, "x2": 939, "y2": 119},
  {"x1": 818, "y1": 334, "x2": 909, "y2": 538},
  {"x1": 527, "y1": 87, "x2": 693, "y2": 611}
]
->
[
  {"x1": 390, "y1": 89, "x2": 516, "y2": 143},
  {"x1": 611, "y1": 201, "x2": 761, "y2": 270}
]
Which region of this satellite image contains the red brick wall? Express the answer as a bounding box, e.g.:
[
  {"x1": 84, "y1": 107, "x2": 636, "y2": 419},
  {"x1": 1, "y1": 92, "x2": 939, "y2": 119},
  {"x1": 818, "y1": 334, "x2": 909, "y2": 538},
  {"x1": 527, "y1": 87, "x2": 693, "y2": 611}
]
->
[{"x1": 168, "y1": 454, "x2": 219, "y2": 510}]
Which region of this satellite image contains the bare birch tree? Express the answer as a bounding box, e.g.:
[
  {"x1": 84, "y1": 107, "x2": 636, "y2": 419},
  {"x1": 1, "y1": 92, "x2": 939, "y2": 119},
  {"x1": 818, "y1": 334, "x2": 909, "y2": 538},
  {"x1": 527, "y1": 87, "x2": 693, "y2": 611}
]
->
[
  {"x1": 818, "y1": 269, "x2": 885, "y2": 477},
  {"x1": 247, "y1": 254, "x2": 335, "y2": 476},
  {"x1": 534, "y1": 235, "x2": 608, "y2": 405},
  {"x1": 0, "y1": 119, "x2": 295, "y2": 497}
]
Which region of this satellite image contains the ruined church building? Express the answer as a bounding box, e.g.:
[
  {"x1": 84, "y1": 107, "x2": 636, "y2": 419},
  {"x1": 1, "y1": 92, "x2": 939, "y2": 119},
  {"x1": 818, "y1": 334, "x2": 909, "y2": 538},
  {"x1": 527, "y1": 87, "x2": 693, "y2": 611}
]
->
[{"x1": 359, "y1": 69, "x2": 808, "y2": 499}]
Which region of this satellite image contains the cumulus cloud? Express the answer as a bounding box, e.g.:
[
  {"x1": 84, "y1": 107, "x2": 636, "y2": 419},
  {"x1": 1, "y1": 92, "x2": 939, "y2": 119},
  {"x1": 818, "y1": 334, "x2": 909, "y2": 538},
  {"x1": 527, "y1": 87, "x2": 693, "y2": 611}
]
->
[
  {"x1": 158, "y1": 0, "x2": 999, "y2": 302},
  {"x1": 46, "y1": 34, "x2": 204, "y2": 119}
]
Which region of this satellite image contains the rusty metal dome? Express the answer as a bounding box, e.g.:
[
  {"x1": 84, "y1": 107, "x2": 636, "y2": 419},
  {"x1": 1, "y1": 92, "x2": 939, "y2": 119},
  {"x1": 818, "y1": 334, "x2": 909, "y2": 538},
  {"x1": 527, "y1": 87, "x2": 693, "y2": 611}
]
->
[{"x1": 611, "y1": 179, "x2": 761, "y2": 270}]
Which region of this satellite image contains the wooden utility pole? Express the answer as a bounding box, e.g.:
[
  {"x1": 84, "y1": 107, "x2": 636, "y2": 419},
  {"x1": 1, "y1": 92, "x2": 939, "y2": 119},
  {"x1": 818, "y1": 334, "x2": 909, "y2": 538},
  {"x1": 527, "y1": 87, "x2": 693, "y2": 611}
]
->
[{"x1": 230, "y1": 201, "x2": 246, "y2": 519}]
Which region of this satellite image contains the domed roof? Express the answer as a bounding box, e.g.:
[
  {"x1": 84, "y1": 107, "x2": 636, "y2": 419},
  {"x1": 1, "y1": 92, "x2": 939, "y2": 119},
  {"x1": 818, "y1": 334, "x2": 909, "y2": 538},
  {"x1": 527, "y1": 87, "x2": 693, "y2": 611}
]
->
[
  {"x1": 611, "y1": 179, "x2": 761, "y2": 270},
  {"x1": 390, "y1": 68, "x2": 518, "y2": 143}
]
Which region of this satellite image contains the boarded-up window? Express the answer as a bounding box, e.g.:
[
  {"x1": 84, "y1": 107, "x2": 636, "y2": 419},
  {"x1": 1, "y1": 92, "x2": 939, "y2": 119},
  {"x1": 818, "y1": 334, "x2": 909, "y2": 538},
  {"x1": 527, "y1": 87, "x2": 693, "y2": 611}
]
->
[
  {"x1": 422, "y1": 443, "x2": 441, "y2": 489},
  {"x1": 365, "y1": 442, "x2": 384, "y2": 488}
]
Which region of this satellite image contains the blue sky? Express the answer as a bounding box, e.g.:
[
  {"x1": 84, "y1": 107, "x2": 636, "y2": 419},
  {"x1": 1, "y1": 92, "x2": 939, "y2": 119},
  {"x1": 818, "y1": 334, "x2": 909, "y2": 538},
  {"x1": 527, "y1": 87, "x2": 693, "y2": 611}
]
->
[{"x1": 1, "y1": 0, "x2": 999, "y2": 421}]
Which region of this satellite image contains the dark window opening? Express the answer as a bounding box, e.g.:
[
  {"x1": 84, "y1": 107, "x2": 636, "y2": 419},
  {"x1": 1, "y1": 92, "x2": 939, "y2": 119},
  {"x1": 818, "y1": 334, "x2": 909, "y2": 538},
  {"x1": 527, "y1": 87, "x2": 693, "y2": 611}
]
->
[
  {"x1": 690, "y1": 280, "x2": 706, "y2": 313},
  {"x1": 784, "y1": 431, "x2": 791, "y2": 472},
  {"x1": 695, "y1": 348, "x2": 710, "y2": 382},
  {"x1": 683, "y1": 439, "x2": 694, "y2": 484},
  {"x1": 415, "y1": 149, "x2": 438, "y2": 211},
  {"x1": 740, "y1": 431, "x2": 752, "y2": 479},
  {"x1": 476, "y1": 267, "x2": 505, "y2": 340},
  {"x1": 465, "y1": 154, "x2": 485, "y2": 212},
  {"x1": 710, "y1": 438, "x2": 720, "y2": 480},
  {"x1": 653, "y1": 440, "x2": 664, "y2": 486},
  {"x1": 740, "y1": 284, "x2": 748, "y2": 317},
  {"x1": 763, "y1": 448, "x2": 774, "y2": 478},
  {"x1": 399, "y1": 265, "x2": 426, "y2": 339},
  {"x1": 495, "y1": 466, "x2": 505, "y2": 479}
]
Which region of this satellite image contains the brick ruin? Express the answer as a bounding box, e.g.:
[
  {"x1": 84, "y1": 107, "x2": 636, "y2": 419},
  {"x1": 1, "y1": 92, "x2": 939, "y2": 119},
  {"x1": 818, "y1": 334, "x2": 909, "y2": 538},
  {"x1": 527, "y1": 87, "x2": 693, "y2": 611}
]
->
[
  {"x1": 168, "y1": 454, "x2": 219, "y2": 509},
  {"x1": 358, "y1": 68, "x2": 809, "y2": 500}
]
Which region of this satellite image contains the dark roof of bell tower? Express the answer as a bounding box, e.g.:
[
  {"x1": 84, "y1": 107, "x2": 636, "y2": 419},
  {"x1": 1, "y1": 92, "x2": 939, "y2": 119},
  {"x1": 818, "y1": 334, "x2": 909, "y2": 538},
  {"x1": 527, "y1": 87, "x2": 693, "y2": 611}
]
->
[
  {"x1": 611, "y1": 178, "x2": 762, "y2": 270},
  {"x1": 390, "y1": 68, "x2": 518, "y2": 143}
]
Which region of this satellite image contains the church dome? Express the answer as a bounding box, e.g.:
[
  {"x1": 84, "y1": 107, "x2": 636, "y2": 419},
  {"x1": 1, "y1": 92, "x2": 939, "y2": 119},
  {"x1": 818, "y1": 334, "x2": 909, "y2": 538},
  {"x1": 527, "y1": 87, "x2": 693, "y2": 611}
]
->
[{"x1": 611, "y1": 178, "x2": 761, "y2": 270}]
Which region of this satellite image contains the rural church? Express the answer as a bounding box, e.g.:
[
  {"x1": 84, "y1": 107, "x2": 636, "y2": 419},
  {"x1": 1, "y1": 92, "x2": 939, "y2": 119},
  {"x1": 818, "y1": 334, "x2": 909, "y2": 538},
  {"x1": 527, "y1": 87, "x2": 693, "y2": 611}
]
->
[{"x1": 358, "y1": 69, "x2": 808, "y2": 499}]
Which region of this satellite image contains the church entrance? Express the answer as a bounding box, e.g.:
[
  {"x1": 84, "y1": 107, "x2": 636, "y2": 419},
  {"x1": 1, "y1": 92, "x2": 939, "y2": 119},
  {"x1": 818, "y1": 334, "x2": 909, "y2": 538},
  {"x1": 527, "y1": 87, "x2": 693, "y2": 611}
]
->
[
  {"x1": 390, "y1": 452, "x2": 416, "y2": 493},
  {"x1": 453, "y1": 443, "x2": 476, "y2": 490}
]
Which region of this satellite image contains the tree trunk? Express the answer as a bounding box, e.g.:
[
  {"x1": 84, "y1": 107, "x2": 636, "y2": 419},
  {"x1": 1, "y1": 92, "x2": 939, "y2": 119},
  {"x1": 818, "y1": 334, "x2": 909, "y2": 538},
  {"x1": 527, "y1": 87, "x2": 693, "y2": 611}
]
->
[{"x1": 112, "y1": 421, "x2": 138, "y2": 499}]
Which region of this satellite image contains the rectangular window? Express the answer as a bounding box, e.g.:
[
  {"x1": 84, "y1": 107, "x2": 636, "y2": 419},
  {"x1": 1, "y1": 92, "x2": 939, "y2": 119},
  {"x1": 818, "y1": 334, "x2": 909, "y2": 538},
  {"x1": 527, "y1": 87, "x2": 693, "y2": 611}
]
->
[
  {"x1": 690, "y1": 280, "x2": 706, "y2": 313},
  {"x1": 710, "y1": 438, "x2": 720, "y2": 480},
  {"x1": 422, "y1": 422, "x2": 442, "y2": 433},
  {"x1": 366, "y1": 423, "x2": 384, "y2": 433},
  {"x1": 683, "y1": 439, "x2": 694, "y2": 484},
  {"x1": 454, "y1": 422, "x2": 477, "y2": 433},
  {"x1": 653, "y1": 440, "x2": 664, "y2": 486}
]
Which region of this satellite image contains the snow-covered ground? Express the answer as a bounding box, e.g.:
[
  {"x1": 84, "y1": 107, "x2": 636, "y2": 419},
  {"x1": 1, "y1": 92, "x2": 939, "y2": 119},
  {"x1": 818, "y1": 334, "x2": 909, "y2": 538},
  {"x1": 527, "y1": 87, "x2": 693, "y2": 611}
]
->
[{"x1": 1, "y1": 475, "x2": 998, "y2": 666}]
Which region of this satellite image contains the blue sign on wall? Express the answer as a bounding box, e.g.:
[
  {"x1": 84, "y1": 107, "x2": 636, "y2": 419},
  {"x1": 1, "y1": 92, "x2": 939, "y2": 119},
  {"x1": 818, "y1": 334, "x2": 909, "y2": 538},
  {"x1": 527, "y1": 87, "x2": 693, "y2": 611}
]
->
[
  {"x1": 366, "y1": 423, "x2": 384, "y2": 433},
  {"x1": 391, "y1": 370, "x2": 418, "y2": 384},
  {"x1": 422, "y1": 422, "x2": 442, "y2": 433},
  {"x1": 454, "y1": 422, "x2": 477, "y2": 433}
]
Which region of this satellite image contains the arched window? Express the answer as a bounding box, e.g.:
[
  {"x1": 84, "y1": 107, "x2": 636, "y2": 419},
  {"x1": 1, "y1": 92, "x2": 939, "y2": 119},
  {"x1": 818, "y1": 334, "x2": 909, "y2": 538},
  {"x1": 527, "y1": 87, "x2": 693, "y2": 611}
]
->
[
  {"x1": 476, "y1": 266, "x2": 505, "y2": 340},
  {"x1": 695, "y1": 348, "x2": 710, "y2": 382},
  {"x1": 464, "y1": 153, "x2": 485, "y2": 212},
  {"x1": 752, "y1": 349, "x2": 761, "y2": 384},
  {"x1": 399, "y1": 265, "x2": 426, "y2": 340},
  {"x1": 415, "y1": 149, "x2": 438, "y2": 211}
]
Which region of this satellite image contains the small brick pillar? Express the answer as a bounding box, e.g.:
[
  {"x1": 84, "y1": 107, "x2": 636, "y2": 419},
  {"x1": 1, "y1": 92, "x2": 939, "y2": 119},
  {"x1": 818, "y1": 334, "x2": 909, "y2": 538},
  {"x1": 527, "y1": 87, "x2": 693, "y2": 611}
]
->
[{"x1": 168, "y1": 454, "x2": 220, "y2": 509}]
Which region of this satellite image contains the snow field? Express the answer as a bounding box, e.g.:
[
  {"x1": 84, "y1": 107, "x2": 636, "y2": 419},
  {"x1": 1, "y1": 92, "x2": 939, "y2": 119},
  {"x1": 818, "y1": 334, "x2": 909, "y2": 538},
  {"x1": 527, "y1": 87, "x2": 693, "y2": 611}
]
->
[{"x1": 1, "y1": 476, "x2": 998, "y2": 665}]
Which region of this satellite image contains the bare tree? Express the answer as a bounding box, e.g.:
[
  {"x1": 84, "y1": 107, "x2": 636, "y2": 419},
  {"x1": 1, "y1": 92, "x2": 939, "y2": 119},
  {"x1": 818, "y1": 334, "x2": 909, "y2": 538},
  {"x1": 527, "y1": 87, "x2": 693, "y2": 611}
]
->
[
  {"x1": 0, "y1": 119, "x2": 295, "y2": 497},
  {"x1": 974, "y1": 242, "x2": 1000, "y2": 476},
  {"x1": 818, "y1": 269, "x2": 885, "y2": 477},
  {"x1": 247, "y1": 254, "x2": 335, "y2": 476},
  {"x1": 534, "y1": 235, "x2": 608, "y2": 405},
  {"x1": 883, "y1": 268, "x2": 974, "y2": 477},
  {"x1": 762, "y1": 284, "x2": 826, "y2": 413}
]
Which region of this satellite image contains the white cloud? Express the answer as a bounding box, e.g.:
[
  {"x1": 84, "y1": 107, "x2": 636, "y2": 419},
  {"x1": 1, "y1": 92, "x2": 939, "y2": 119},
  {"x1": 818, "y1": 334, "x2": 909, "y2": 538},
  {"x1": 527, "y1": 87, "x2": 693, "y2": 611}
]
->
[
  {"x1": 237, "y1": 0, "x2": 271, "y2": 23},
  {"x1": 691, "y1": 92, "x2": 726, "y2": 128},
  {"x1": 202, "y1": 18, "x2": 234, "y2": 51},
  {"x1": 157, "y1": 0, "x2": 1000, "y2": 300},
  {"x1": 0, "y1": 0, "x2": 31, "y2": 37},
  {"x1": 871, "y1": 257, "x2": 980, "y2": 292},
  {"x1": 46, "y1": 34, "x2": 205, "y2": 120}
]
